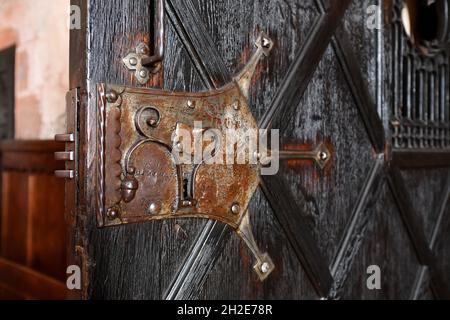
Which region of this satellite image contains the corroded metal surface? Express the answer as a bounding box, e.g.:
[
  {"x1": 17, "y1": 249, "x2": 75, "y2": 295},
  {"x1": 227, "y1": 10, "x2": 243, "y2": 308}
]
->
[
  {"x1": 96, "y1": 33, "x2": 275, "y2": 280},
  {"x1": 97, "y1": 81, "x2": 260, "y2": 229}
]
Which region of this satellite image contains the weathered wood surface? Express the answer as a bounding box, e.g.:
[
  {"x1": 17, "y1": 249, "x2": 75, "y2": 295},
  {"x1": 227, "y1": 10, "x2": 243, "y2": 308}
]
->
[{"x1": 71, "y1": 0, "x2": 450, "y2": 299}]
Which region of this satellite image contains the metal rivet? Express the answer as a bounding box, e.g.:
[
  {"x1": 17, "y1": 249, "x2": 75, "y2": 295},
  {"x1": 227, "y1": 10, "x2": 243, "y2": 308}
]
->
[
  {"x1": 129, "y1": 57, "x2": 138, "y2": 66},
  {"x1": 147, "y1": 118, "x2": 158, "y2": 127},
  {"x1": 140, "y1": 46, "x2": 149, "y2": 55},
  {"x1": 182, "y1": 200, "x2": 193, "y2": 207},
  {"x1": 260, "y1": 262, "x2": 270, "y2": 274},
  {"x1": 139, "y1": 69, "x2": 148, "y2": 78},
  {"x1": 262, "y1": 37, "x2": 271, "y2": 48},
  {"x1": 175, "y1": 142, "x2": 183, "y2": 152},
  {"x1": 106, "y1": 90, "x2": 118, "y2": 103},
  {"x1": 107, "y1": 207, "x2": 120, "y2": 220},
  {"x1": 127, "y1": 166, "x2": 136, "y2": 175},
  {"x1": 149, "y1": 202, "x2": 161, "y2": 215},
  {"x1": 319, "y1": 151, "x2": 328, "y2": 161},
  {"x1": 231, "y1": 203, "x2": 240, "y2": 215},
  {"x1": 187, "y1": 100, "x2": 195, "y2": 109},
  {"x1": 232, "y1": 101, "x2": 240, "y2": 111}
]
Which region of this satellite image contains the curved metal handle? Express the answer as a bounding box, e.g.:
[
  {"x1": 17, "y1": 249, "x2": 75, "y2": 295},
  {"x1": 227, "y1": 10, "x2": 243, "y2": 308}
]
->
[
  {"x1": 123, "y1": 0, "x2": 165, "y2": 84},
  {"x1": 142, "y1": 0, "x2": 164, "y2": 66}
]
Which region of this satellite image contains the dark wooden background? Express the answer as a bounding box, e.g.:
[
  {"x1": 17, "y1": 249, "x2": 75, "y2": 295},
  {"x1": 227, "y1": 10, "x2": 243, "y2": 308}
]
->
[{"x1": 69, "y1": 0, "x2": 450, "y2": 299}]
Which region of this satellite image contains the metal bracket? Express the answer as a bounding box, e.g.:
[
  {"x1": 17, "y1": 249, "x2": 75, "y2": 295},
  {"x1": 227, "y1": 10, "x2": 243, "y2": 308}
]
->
[
  {"x1": 95, "y1": 32, "x2": 330, "y2": 281},
  {"x1": 123, "y1": 0, "x2": 164, "y2": 83},
  {"x1": 54, "y1": 88, "x2": 79, "y2": 220},
  {"x1": 279, "y1": 142, "x2": 331, "y2": 170}
]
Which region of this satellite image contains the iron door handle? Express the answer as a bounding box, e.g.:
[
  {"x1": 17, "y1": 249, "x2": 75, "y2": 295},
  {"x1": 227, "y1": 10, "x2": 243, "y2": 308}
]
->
[{"x1": 123, "y1": 0, "x2": 165, "y2": 84}]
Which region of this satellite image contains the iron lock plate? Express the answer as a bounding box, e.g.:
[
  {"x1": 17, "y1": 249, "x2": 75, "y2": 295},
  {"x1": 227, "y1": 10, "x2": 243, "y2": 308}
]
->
[
  {"x1": 96, "y1": 82, "x2": 260, "y2": 229},
  {"x1": 93, "y1": 32, "x2": 331, "y2": 281},
  {"x1": 95, "y1": 33, "x2": 276, "y2": 280}
]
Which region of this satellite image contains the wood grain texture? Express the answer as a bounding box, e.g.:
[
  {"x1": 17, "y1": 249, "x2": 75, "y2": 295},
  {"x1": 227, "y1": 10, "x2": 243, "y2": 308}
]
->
[
  {"x1": 387, "y1": 168, "x2": 450, "y2": 299},
  {"x1": 259, "y1": 0, "x2": 352, "y2": 130},
  {"x1": 1, "y1": 172, "x2": 29, "y2": 264},
  {"x1": 338, "y1": 181, "x2": 421, "y2": 299},
  {"x1": 0, "y1": 140, "x2": 67, "y2": 299},
  {"x1": 0, "y1": 258, "x2": 67, "y2": 300},
  {"x1": 276, "y1": 41, "x2": 375, "y2": 265},
  {"x1": 329, "y1": 155, "x2": 385, "y2": 298},
  {"x1": 82, "y1": 0, "x2": 209, "y2": 299},
  {"x1": 71, "y1": 0, "x2": 450, "y2": 299},
  {"x1": 261, "y1": 173, "x2": 334, "y2": 297},
  {"x1": 197, "y1": 188, "x2": 318, "y2": 300},
  {"x1": 28, "y1": 175, "x2": 66, "y2": 281}
]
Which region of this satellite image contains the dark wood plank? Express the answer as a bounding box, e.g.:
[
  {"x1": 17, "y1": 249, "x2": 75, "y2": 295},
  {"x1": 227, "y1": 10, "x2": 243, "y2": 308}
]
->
[
  {"x1": 195, "y1": 188, "x2": 319, "y2": 300},
  {"x1": 330, "y1": 155, "x2": 385, "y2": 290},
  {"x1": 28, "y1": 175, "x2": 66, "y2": 281},
  {"x1": 164, "y1": 221, "x2": 230, "y2": 299},
  {"x1": 162, "y1": 0, "x2": 238, "y2": 299},
  {"x1": 332, "y1": 30, "x2": 385, "y2": 153},
  {"x1": 391, "y1": 150, "x2": 450, "y2": 169},
  {"x1": 261, "y1": 175, "x2": 333, "y2": 297},
  {"x1": 166, "y1": 0, "x2": 232, "y2": 89},
  {"x1": 387, "y1": 167, "x2": 450, "y2": 299},
  {"x1": 0, "y1": 140, "x2": 65, "y2": 173},
  {"x1": 1, "y1": 172, "x2": 29, "y2": 264},
  {"x1": 80, "y1": 0, "x2": 210, "y2": 299},
  {"x1": 259, "y1": 0, "x2": 352, "y2": 130},
  {"x1": 68, "y1": 0, "x2": 88, "y2": 300},
  {"x1": 337, "y1": 181, "x2": 421, "y2": 299}
]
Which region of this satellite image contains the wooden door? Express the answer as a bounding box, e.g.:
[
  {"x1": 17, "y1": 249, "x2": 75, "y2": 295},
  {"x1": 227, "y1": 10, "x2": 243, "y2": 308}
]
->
[{"x1": 66, "y1": 0, "x2": 450, "y2": 299}]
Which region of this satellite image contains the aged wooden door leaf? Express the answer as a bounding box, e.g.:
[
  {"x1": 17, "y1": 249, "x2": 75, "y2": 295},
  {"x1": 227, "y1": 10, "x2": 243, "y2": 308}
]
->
[{"x1": 66, "y1": 0, "x2": 450, "y2": 299}]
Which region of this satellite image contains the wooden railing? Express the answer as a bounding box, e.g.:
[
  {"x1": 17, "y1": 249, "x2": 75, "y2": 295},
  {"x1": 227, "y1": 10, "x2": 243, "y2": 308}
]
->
[{"x1": 0, "y1": 140, "x2": 68, "y2": 299}]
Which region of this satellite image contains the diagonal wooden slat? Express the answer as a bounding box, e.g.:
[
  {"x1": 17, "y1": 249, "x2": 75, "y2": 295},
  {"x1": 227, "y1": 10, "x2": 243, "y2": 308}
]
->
[
  {"x1": 410, "y1": 173, "x2": 450, "y2": 299},
  {"x1": 259, "y1": 0, "x2": 352, "y2": 130},
  {"x1": 332, "y1": 29, "x2": 386, "y2": 153},
  {"x1": 164, "y1": 221, "x2": 231, "y2": 299},
  {"x1": 163, "y1": 0, "x2": 234, "y2": 300},
  {"x1": 166, "y1": 0, "x2": 231, "y2": 89},
  {"x1": 165, "y1": 0, "x2": 352, "y2": 299},
  {"x1": 387, "y1": 168, "x2": 450, "y2": 299},
  {"x1": 261, "y1": 175, "x2": 334, "y2": 297},
  {"x1": 329, "y1": 154, "x2": 385, "y2": 298}
]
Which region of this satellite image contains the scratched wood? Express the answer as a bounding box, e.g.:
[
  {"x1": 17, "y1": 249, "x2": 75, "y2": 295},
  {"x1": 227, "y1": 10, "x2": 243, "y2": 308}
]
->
[{"x1": 71, "y1": 0, "x2": 450, "y2": 299}]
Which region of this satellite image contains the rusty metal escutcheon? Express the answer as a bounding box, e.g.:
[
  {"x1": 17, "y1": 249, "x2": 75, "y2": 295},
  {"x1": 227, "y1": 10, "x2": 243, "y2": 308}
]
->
[{"x1": 97, "y1": 33, "x2": 276, "y2": 280}]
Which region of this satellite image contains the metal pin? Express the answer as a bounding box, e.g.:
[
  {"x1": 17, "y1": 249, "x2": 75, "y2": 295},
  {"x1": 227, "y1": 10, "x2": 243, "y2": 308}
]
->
[
  {"x1": 106, "y1": 90, "x2": 118, "y2": 103},
  {"x1": 231, "y1": 203, "x2": 241, "y2": 215},
  {"x1": 129, "y1": 57, "x2": 138, "y2": 66},
  {"x1": 149, "y1": 202, "x2": 161, "y2": 215},
  {"x1": 107, "y1": 207, "x2": 120, "y2": 220},
  {"x1": 139, "y1": 69, "x2": 148, "y2": 78},
  {"x1": 187, "y1": 100, "x2": 195, "y2": 109},
  {"x1": 262, "y1": 37, "x2": 271, "y2": 48},
  {"x1": 260, "y1": 262, "x2": 270, "y2": 273}
]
